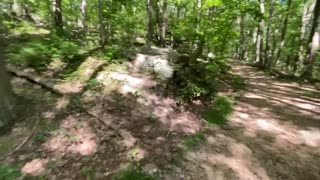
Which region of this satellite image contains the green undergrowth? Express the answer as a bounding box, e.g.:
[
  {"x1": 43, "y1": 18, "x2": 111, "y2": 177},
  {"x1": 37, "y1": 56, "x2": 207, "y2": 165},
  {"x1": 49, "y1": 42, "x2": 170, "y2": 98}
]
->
[
  {"x1": 184, "y1": 133, "x2": 206, "y2": 149},
  {"x1": 6, "y1": 35, "x2": 82, "y2": 71},
  {"x1": 174, "y1": 57, "x2": 231, "y2": 101},
  {"x1": 228, "y1": 75, "x2": 246, "y2": 90},
  {"x1": 113, "y1": 166, "x2": 156, "y2": 180},
  {"x1": 204, "y1": 96, "x2": 234, "y2": 124},
  {"x1": 0, "y1": 165, "x2": 22, "y2": 180}
]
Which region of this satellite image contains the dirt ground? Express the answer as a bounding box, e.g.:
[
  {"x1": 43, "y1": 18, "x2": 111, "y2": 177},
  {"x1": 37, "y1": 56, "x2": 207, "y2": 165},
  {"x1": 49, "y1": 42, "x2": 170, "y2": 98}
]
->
[
  {"x1": 1, "y1": 59, "x2": 320, "y2": 180},
  {"x1": 171, "y1": 63, "x2": 320, "y2": 180}
]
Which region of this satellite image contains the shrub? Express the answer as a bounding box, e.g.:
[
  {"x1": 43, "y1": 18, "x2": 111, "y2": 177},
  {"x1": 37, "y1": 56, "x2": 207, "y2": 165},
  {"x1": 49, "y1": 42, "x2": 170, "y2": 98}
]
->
[
  {"x1": 184, "y1": 133, "x2": 206, "y2": 149},
  {"x1": 0, "y1": 165, "x2": 21, "y2": 180},
  {"x1": 173, "y1": 57, "x2": 228, "y2": 101},
  {"x1": 204, "y1": 96, "x2": 233, "y2": 124},
  {"x1": 6, "y1": 36, "x2": 81, "y2": 70}
]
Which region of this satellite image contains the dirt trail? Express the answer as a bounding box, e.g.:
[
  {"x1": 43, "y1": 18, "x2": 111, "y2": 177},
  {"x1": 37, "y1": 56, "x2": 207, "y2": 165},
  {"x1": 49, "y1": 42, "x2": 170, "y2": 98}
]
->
[{"x1": 179, "y1": 63, "x2": 320, "y2": 180}]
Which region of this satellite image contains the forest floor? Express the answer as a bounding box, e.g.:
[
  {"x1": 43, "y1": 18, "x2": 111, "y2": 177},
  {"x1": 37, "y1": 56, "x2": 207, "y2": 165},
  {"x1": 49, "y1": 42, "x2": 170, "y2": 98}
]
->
[
  {"x1": 1, "y1": 35, "x2": 320, "y2": 179},
  {"x1": 174, "y1": 63, "x2": 320, "y2": 180}
]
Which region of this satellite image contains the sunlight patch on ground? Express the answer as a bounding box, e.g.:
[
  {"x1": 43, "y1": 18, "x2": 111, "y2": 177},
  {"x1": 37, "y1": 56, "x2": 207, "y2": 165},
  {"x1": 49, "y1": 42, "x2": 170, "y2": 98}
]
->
[
  {"x1": 43, "y1": 115, "x2": 97, "y2": 156},
  {"x1": 96, "y1": 68, "x2": 201, "y2": 135},
  {"x1": 299, "y1": 130, "x2": 320, "y2": 147},
  {"x1": 22, "y1": 158, "x2": 48, "y2": 176},
  {"x1": 230, "y1": 101, "x2": 320, "y2": 147},
  {"x1": 143, "y1": 92, "x2": 201, "y2": 134},
  {"x1": 186, "y1": 148, "x2": 270, "y2": 180}
]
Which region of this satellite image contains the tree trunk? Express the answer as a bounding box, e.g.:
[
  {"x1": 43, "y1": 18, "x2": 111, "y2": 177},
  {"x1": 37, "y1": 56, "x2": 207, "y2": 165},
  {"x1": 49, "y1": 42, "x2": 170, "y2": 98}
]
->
[
  {"x1": 306, "y1": 32, "x2": 320, "y2": 66},
  {"x1": 264, "y1": 0, "x2": 275, "y2": 68},
  {"x1": 275, "y1": 0, "x2": 292, "y2": 67},
  {"x1": 80, "y1": 0, "x2": 87, "y2": 31},
  {"x1": 255, "y1": 0, "x2": 265, "y2": 66},
  {"x1": 161, "y1": 0, "x2": 168, "y2": 47},
  {"x1": 147, "y1": 0, "x2": 155, "y2": 46},
  {"x1": 98, "y1": 0, "x2": 106, "y2": 46},
  {"x1": 298, "y1": 1, "x2": 315, "y2": 66},
  {"x1": 305, "y1": 0, "x2": 320, "y2": 64},
  {"x1": 52, "y1": 0, "x2": 63, "y2": 31},
  {"x1": 239, "y1": 13, "x2": 246, "y2": 60},
  {"x1": 0, "y1": 58, "x2": 15, "y2": 133}
]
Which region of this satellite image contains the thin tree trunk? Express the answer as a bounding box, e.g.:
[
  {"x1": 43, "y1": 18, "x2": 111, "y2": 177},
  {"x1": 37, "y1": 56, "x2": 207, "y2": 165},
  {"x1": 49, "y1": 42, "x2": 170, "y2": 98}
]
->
[
  {"x1": 161, "y1": 0, "x2": 168, "y2": 47},
  {"x1": 0, "y1": 58, "x2": 15, "y2": 133},
  {"x1": 265, "y1": 0, "x2": 275, "y2": 68},
  {"x1": 52, "y1": 0, "x2": 63, "y2": 30},
  {"x1": 298, "y1": 1, "x2": 315, "y2": 66},
  {"x1": 80, "y1": 0, "x2": 87, "y2": 32},
  {"x1": 239, "y1": 13, "x2": 246, "y2": 60},
  {"x1": 98, "y1": 0, "x2": 106, "y2": 46},
  {"x1": 155, "y1": 0, "x2": 161, "y2": 43},
  {"x1": 275, "y1": 0, "x2": 292, "y2": 67},
  {"x1": 305, "y1": 0, "x2": 320, "y2": 64},
  {"x1": 306, "y1": 32, "x2": 320, "y2": 66},
  {"x1": 147, "y1": 0, "x2": 155, "y2": 46},
  {"x1": 255, "y1": 0, "x2": 265, "y2": 66}
]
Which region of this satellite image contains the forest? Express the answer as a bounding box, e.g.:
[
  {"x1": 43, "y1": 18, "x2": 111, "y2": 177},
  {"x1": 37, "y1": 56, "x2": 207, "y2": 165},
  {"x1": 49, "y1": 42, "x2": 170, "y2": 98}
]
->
[{"x1": 0, "y1": 0, "x2": 320, "y2": 179}]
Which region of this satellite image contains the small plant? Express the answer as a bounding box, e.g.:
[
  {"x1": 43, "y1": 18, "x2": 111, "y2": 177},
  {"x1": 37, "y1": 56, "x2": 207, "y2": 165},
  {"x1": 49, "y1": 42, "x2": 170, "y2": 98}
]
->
[
  {"x1": 0, "y1": 165, "x2": 22, "y2": 180},
  {"x1": 113, "y1": 167, "x2": 155, "y2": 180},
  {"x1": 87, "y1": 79, "x2": 102, "y2": 89},
  {"x1": 204, "y1": 96, "x2": 233, "y2": 124},
  {"x1": 147, "y1": 114, "x2": 157, "y2": 123},
  {"x1": 33, "y1": 132, "x2": 49, "y2": 143},
  {"x1": 81, "y1": 166, "x2": 95, "y2": 180},
  {"x1": 170, "y1": 151, "x2": 185, "y2": 165},
  {"x1": 229, "y1": 75, "x2": 246, "y2": 90},
  {"x1": 184, "y1": 133, "x2": 206, "y2": 149}
]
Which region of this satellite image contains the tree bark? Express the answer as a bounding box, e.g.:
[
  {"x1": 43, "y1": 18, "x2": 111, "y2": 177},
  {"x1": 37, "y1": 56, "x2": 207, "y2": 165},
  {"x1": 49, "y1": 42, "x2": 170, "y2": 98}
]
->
[
  {"x1": 255, "y1": 0, "x2": 265, "y2": 66},
  {"x1": 98, "y1": 0, "x2": 106, "y2": 46},
  {"x1": 80, "y1": 0, "x2": 87, "y2": 31},
  {"x1": 298, "y1": 1, "x2": 315, "y2": 66},
  {"x1": 52, "y1": 0, "x2": 63, "y2": 30},
  {"x1": 264, "y1": 0, "x2": 275, "y2": 68},
  {"x1": 0, "y1": 58, "x2": 15, "y2": 133},
  {"x1": 275, "y1": 0, "x2": 292, "y2": 67},
  {"x1": 239, "y1": 13, "x2": 246, "y2": 60},
  {"x1": 305, "y1": 0, "x2": 320, "y2": 64},
  {"x1": 161, "y1": 0, "x2": 168, "y2": 47},
  {"x1": 147, "y1": 0, "x2": 155, "y2": 46}
]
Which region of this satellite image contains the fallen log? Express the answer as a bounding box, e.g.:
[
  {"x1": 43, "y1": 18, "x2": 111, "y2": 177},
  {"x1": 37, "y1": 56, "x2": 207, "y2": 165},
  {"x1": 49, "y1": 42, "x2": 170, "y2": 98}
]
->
[
  {"x1": 7, "y1": 65, "x2": 65, "y2": 95},
  {"x1": 7, "y1": 66, "x2": 138, "y2": 148}
]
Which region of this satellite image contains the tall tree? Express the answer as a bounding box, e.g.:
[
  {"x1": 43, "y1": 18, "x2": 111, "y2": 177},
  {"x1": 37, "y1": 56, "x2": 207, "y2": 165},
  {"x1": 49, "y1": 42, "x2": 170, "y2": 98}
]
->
[
  {"x1": 298, "y1": 1, "x2": 315, "y2": 66},
  {"x1": 79, "y1": 0, "x2": 87, "y2": 31},
  {"x1": 255, "y1": 0, "x2": 265, "y2": 66},
  {"x1": 0, "y1": 58, "x2": 15, "y2": 133},
  {"x1": 306, "y1": 0, "x2": 320, "y2": 64},
  {"x1": 161, "y1": 0, "x2": 168, "y2": 47},
  {"x1": 264, "y1": 0, "x2": 275, "y2": 68},
  {"x1": 147, "y1": 0, "x2": 155, "y2": 45},
  {"x1": 275, "y1": 0, "x2": 292, "y2": 67},
  {"x1": 98, "y1": 0, "x2": 106, "y2": 46},
  {"x1": 303, "y1": 0, "x2": 320, "y2": 76},
  {"x1": 52, "y1": 0, "x2": 63, "y2": 30}
]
